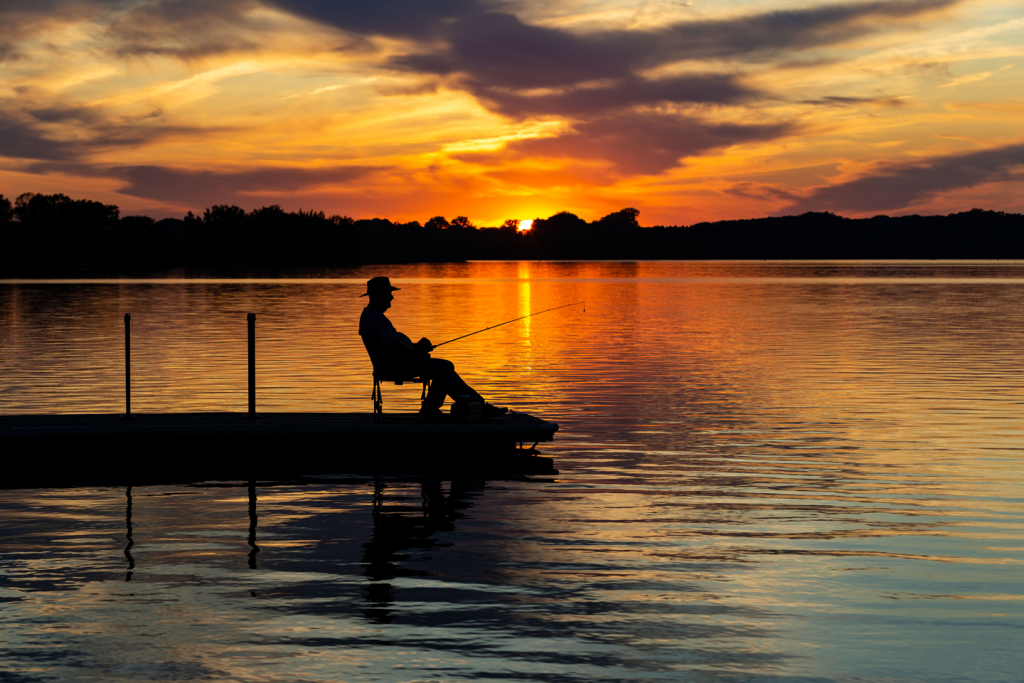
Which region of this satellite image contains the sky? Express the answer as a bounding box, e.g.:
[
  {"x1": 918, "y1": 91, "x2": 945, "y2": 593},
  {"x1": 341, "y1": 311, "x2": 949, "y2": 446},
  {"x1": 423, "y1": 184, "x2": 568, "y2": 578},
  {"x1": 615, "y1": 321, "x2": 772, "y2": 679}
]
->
[{"x1": 1, "y1": 0, "x2": 1022, "y2": 226}]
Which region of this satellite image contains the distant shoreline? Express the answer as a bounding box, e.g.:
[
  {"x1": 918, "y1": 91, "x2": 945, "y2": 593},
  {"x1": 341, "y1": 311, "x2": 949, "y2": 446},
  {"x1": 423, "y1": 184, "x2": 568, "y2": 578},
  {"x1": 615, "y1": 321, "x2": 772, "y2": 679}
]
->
[{"x1": 4, "y1": 193, "x2": 1023, "y2": 265}]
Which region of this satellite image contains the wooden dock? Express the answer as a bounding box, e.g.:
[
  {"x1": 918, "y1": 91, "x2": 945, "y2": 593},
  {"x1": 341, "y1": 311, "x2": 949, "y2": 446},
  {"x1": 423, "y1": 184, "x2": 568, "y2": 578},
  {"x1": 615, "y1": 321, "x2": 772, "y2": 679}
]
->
[{"x1": 0, "y1": 412, "x2": 559, "y2": 482}]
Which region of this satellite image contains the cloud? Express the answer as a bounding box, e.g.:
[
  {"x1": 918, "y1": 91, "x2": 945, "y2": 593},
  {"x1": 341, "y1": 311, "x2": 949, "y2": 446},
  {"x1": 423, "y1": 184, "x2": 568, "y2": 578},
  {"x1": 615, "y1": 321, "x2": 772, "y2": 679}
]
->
[
  {"x1": 103, "y1": 0, "x2": 266, "y2": 60},
  {"x1": 939, "y1": 64, "x2": 1014, "y2": 89},
  {"x1": 264, "y1": 1, "x2": 963, "y2": 123},
  {"x1": 374, "y1": 0, "x2": 960, "y2": 172},
  {"x1": 101, "y1": 0, "x2": 372, "y2": 60},
  {"x1": 390, "y1": 1, "x2": 963, "y2": 86},
  {"x1": 458, "y1": 111, "x2": 793, "y2": 176},
  {"x1": 0, "y1": 0, "x2": 127, "y2": 62},
  {"x1": 266, "y1": 0, "x2": 486, "y2": 40},
  {"x1": 801, "y1": 95, "x2": 907, "y2": 107},
  {"x1": 472, "y1": 73, "x2": 755, "y2": 119},
  {"x1": 0, "y1": 95, "x2": 228, "y2": 162},
  {"x1": 1, "y1": 0, "x2": 977, "y2": 203},
  {"x1": 0, "y1": 110, "x2": 80, "y2": 161},
  {"x1": 725, "y1": 182, "x2": 801, "y2": 202},
  {"x1": 1, "y1": 0, "x2": 358, "y2": 63},
  {"x1": 106, "y1": 164, "x2": 386, "y2": 207},
  {"x1": 786, "y1": 143, "x2": 1024, "y2": 213}
]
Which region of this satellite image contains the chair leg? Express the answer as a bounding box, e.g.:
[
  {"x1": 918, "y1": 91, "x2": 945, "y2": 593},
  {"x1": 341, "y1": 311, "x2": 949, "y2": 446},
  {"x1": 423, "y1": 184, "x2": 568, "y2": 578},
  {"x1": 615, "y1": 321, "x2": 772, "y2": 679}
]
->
[{"x1": 373, "y1": 379, "x2": 383, "y2": 419}]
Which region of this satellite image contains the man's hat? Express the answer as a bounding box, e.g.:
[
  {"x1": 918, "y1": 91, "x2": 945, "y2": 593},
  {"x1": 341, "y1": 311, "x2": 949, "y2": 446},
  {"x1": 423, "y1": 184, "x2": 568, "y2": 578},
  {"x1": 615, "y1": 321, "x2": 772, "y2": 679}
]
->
[{"x1": 360, "y1": 276, "x2": 400, "y2": 297}]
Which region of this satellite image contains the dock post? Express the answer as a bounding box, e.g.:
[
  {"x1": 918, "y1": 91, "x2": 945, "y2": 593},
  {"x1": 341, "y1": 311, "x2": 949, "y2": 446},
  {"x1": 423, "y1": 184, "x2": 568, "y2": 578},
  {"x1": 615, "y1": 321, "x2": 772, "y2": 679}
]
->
[
  {"x1": 124, "y1": 313, "x2": 131, "y2": 416},
  {"x1": 247, "y1": 313, "x2": 256, "y2": 416}
]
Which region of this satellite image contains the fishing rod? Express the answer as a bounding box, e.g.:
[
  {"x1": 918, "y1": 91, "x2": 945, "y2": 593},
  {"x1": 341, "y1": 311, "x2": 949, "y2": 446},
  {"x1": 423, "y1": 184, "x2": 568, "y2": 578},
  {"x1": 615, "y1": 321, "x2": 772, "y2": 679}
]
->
[{"x1": 433, "y1": 301, "x2": 585, "y2": 348}]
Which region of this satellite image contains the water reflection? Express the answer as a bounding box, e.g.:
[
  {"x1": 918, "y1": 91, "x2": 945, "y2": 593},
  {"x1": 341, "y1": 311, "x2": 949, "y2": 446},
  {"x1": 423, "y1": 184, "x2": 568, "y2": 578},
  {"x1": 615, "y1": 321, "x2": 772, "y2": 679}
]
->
[
  {"x1": 362, "y1": 479, "x2": 484, "y2": 624},
  {"x1": 124, "y1": 486, "x2": 134, "y2": 581},
  {"x1": 247, "y1": 483, "x2": 260, "y2": 570},
  {"x1": 0, "y1": 262, "x2": 1022, "y2": 682}
]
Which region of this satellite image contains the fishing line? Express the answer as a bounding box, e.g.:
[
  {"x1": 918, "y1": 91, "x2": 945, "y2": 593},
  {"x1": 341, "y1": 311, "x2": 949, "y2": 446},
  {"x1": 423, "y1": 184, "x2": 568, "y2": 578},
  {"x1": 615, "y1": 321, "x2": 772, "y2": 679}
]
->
[{"x1": 433, "y1": 301, "x2": 585, "y2": 348}]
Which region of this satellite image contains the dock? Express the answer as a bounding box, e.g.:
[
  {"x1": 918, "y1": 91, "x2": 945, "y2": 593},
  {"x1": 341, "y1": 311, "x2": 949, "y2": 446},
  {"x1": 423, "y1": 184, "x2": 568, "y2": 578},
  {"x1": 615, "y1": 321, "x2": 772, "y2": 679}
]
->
[
  {"x1": 2, "y1": 314, "x2": 561, "y2": 484},
  {"x1": 0, "y1": 411, "x2": 559, "y2": 483}
]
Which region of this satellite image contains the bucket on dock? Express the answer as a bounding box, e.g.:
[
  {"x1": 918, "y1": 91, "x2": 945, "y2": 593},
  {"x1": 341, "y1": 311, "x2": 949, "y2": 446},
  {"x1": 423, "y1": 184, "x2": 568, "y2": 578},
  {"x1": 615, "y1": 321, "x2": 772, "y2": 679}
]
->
[{"x1": 450, "y1": 396, "x2": 482, "y2": 424}]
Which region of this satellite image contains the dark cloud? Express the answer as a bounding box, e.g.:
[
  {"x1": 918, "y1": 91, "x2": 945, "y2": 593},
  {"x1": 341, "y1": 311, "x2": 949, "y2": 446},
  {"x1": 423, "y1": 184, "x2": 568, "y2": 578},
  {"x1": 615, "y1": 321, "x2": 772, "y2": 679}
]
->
[
  {"x1": 654, "y1": 0, "x2": 960, "y2": 61},
  {"x1": 0, "y1": 96, "x2": 232, "y2": 162},
  {"x1": 802, "y1": 95, "x2": 907, "y2": 107},
  {"x1": 25, "y1": 103, "x2": 104, "y2": 125},
  {"x1": 0, "y1": 111, "x2": 80, "y2": 161},
  {"x1": 389, "y1": 1, "x2": 962, "y2": 87},
  {"x1": 378, "y1": 0, "x2": 959, "y2": 165},
  {"x1": 786, "y1": 143, "x2": 1024, "y2": 213},
  {"x1": 266, "y1": 0, "x2": 487, "y2": 40},
  {"x1": 724, "y1": 182, "x2": 801, "y2": 202},
  {"x1": 401, "y1": 12, "x2": 647, "y2": 89},
  {"x1": 107, "y1": 164, "x2": 386, "y2": 207},
  {"x1": 472, "y1": 73, "x2": 754, "y2": 119},
  {"x1": 458, "y1": 112, "x2": 792, "y2": 176}
]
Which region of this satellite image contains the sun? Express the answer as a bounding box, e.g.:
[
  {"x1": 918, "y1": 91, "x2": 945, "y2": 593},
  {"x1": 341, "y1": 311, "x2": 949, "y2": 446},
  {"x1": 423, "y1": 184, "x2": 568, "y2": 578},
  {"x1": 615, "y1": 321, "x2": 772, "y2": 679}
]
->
[{"x1": 517, "y1": 219, "x2": 533, "y2": 232}]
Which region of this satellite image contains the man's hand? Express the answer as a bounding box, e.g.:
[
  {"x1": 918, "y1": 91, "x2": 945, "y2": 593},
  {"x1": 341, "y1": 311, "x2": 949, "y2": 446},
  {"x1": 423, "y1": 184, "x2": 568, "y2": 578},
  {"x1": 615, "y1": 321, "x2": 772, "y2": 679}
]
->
[{"x1": 416, "y1": 337, "x2": 434, "y2": 353}]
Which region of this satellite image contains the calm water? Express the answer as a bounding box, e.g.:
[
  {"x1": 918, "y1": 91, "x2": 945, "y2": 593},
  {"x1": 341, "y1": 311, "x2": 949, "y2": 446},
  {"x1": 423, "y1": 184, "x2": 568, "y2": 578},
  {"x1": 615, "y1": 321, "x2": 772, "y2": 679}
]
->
[{"x1": 1, "y1": 261, "x2": 1022, "y2": 682}]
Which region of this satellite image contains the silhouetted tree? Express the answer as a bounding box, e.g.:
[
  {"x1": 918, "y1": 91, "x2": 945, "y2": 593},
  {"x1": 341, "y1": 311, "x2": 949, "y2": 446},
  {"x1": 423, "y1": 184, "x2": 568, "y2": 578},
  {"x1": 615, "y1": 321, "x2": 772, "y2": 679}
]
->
[
  {"x1": 598, "y1": 207, "x2": 640, "y2": 228},
  {"x1": 528, "y1": 210, "x2": 589, "y2": 257},
  {"x1": 448, "y1": 215, "x2": 474, "y2": 230},
  {"x1": 14, "y1": 192, "x2": 119, "y2": 228},
  {"x1": 10, "y1": 192, "x2": 120, "y2": 260},
  {"x1": 121, "y1": 215, "x2": 156, "y2": 229},
  {"x1": 203, "y1": 204, "x2": 247, "y2": 226},
  {"x1": 424, "y1": 216, "x2": 449, "y2": 230},
  {"x1": 0, "y1": 194, "x2": 12, "y2": 224},
  {"x1": 105, "y1": 215, "x2": 157, "y2": 260},
  {"x1": 536, "y1": 211, "x2": 587, "y2": 232},
  {"x1": 249, "y1": 204, "x2": 288, "y2": 224}
]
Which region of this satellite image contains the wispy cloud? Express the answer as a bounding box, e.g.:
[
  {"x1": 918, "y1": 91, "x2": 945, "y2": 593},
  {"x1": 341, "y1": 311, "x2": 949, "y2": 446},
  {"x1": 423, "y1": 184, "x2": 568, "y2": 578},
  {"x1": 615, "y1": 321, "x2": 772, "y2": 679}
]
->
[{"x1": 939, "y1": 64, "x2": 1014, "y2": 88}]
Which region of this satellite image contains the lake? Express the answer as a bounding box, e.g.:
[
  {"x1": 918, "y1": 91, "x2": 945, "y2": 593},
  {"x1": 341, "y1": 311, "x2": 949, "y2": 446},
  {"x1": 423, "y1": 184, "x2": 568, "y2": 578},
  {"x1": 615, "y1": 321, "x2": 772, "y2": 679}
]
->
[{"x1": 1, "y1": 261, "x2": 1022, "y2": 682}]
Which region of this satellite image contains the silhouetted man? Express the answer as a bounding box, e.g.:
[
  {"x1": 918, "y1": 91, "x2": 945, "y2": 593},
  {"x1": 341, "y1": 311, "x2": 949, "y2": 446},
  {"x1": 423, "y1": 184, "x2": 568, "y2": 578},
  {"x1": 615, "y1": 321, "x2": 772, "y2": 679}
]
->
[{"x1": 358, "y1": 276, "x2": 507, "y2": 421}]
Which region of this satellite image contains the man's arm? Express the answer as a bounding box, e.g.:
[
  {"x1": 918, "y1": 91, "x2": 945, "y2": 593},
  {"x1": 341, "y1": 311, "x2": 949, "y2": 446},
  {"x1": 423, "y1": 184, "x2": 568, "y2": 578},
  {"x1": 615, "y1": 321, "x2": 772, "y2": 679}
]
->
[{"x1": 382, "y1": 335, "x2": 433, "y2": 358}]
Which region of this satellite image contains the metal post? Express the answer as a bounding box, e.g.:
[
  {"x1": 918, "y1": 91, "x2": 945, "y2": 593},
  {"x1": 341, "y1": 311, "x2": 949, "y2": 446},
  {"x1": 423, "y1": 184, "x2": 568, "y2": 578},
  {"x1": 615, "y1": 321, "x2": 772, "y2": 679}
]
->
[
  {"x1": 247, "y1": 313, "x2": 256, "y2": 415},
  {"x1": 124, "y1": 313, "x2": 131, "y2": 416}
]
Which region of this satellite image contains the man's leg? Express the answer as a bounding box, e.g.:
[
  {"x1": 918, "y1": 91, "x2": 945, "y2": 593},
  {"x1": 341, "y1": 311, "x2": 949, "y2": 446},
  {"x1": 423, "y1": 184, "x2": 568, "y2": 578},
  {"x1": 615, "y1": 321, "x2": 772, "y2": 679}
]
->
[{"x1": 418, "y1": 358, "x2": 483, "y2": 410}]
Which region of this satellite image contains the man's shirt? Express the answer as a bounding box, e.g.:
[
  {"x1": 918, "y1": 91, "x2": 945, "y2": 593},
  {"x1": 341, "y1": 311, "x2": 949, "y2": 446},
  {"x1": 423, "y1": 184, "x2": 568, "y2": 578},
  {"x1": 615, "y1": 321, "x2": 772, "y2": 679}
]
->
[{"x1": 359, "y1": 306, "x2": 412, "y2": 368}]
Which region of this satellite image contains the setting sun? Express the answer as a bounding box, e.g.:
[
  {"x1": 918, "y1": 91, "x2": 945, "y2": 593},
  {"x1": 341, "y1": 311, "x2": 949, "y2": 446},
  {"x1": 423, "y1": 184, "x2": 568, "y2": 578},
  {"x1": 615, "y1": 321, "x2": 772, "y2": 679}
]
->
[{"x1": 517, "y1": 219, "x2": 533, "y2": 232}]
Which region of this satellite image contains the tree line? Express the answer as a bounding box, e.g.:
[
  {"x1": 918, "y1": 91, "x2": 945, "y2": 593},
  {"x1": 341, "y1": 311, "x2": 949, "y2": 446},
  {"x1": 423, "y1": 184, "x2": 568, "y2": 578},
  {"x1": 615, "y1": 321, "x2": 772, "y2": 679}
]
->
[{"x1": 2, "y1": 192, "x2": 1023, "y2": 265}]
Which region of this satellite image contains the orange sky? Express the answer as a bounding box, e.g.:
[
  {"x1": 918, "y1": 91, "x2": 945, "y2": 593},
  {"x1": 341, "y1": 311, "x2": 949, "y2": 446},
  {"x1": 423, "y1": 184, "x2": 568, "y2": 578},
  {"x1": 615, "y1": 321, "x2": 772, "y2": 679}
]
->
[{"x1": 1, "y1": 0, "x2": 1023, "y2": 226}]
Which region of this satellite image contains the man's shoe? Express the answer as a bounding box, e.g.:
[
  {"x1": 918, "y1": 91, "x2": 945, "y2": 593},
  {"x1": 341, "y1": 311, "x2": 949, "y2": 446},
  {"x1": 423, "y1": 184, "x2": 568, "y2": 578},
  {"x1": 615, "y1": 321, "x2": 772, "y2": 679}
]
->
[{"x1": 481, "y1": 403, "x2": 509, "y2": 419}]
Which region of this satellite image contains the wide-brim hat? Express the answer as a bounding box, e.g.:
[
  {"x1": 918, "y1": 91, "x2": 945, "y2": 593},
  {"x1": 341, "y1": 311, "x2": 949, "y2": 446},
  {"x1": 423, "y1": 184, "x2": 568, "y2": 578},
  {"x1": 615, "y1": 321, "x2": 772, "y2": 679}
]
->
[{"x1": 360, "y1": 276, "x2": 400, "y2": 297}]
